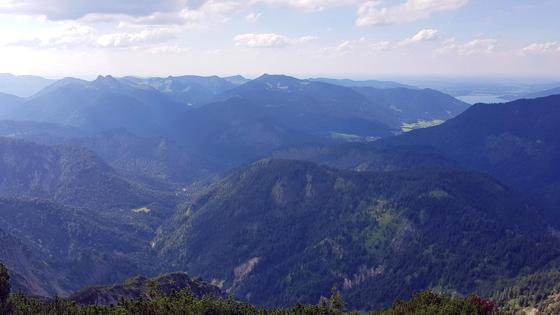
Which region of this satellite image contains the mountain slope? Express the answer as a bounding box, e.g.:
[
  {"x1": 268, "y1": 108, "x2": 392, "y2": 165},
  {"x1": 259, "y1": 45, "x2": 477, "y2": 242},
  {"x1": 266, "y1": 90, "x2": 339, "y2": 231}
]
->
[
  {"x1": 220, "y1": 74, "x2": 397, "y2": 126},
  {"x1": 281, "y1": 95, "x2": 560, "y2": 210},
  {"x1": 220, "y1": 75, "x2": 467, "y2": 129},
  {"x1": 271, "y1": 143, "x2": 459, "y2": 172},
  {"x1": 491, "y1": 271, "x2": 560, "y2": 314},
  {"x1": 351, "y1": 87, "x2": 469, "y2": 127},
  {"x1": 176, "y1": 75, "x2": 396, "y2": 162},
  {"x1": 0, "y1": 227, "x2": 69, "y2": 296},
  {"x1": 156, "y1": 159, "x2": 560, "y2": 310},
  {"x1": 0, "y1": 120, "x2": 85, "y2": 145},
  {"x1": 8, "y1": 76, "x2": 186, "y2": 137},
  {"x1": 0, "y1": 137, "x2": 176, "y2": 212},
  {"x1": 68, "y1": 129, "x2": 221, "y2": 184},
  {"x1": 0, "y1": 197, "x2": 158, "y2": 296},
  {"x1": 0, "y1": 121, "x2": 220, "y2": 184},
  {"x1": 381, "y1": 95, "x2": 560, "y2": 208}
]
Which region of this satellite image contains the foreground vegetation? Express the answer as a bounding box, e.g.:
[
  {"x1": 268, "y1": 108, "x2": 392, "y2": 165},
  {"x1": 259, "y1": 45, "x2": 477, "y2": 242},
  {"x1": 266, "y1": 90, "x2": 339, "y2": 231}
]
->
[{"x1": 0, "y1": 263, "x2": 501, "y2": 315}]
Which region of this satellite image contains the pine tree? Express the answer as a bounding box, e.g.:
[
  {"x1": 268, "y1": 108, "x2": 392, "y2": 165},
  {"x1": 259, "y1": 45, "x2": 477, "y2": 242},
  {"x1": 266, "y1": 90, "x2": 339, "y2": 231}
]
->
[{"x1": 330, "y1": 286, "x2": 345, "y2": 312}]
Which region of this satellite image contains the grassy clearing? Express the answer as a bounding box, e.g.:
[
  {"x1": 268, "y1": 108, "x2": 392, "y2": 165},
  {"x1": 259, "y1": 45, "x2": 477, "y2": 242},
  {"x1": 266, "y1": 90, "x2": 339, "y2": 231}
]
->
[
  {"x1": 401, "y1": 119, "x2": 444, "y2": 132},
  {"x1": 132, "y1": 207, "x2": 151, "y2": 214},
  {"x1": 330, "y1": 132, "x2": 380, "y2": 142}
]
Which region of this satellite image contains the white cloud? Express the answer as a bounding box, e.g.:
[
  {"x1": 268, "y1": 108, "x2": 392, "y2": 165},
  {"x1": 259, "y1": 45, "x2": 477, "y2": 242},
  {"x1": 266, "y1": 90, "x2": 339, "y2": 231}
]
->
[
  {"x1": 369, "y1": 40, "x2": 390, "y2": 51},
  {"x1": 264, "y1": 0, "x2": 357, "y2": 11},
  {"x1": 336, "y1": 40, "x2": 352, "y2": 51},
  {"x1": 0, "y1": 0, "x2": 359, "y2": 26},
  {"x1": 335, "y1": 37, "x2": 365, "y2": 52},
  {"x1": 145, "y1": 44, "x2": 191, "y2": 54},
  {"x1": 522, "y1": 42, "x2": 558, "y2": 54},
  {"x1": 459, "y1": 38, "x2": 496, "y2": 55},
  {"x1": 327, "y1": 37, "x2": 392, "y2": 55},
  {"x1": 106, "y1": 1, "x2": 245, "y2": 27},
  {"x1": 233, "y1": 33, "x2": 315, "y2": 48},
  {"x1": 97, "y1": 28, "x2": 176, "y2": 48},
  {"x1": 0, "y1": 0, "x2": 185, "y2": 20},
  {"x1": 2, "y1": 22, "x2": 180, "y2": 51},
  {"x1": 356, "y1": 0, "x2": 468, "y2": 27},
  {"x1": 116, "y1": 9, "x2": 204, "y2": 27},
  {"x1": 399, "y1": 28, "x2": 439, "y2": 46},
  {"x1": 297, "y1": 35, "x2": 318, "y2": 43},
  {"x1": 438, "y1": 37, "x2": 497, "y2": 55},
  {"x1": 3, "y1": 23, "x2": 97, "y2": 49},
  {"x1": 234, "y1": 33, "x2": 291, "y2": 48},
  {"x1": 245, "y1": 12, "x2": 262, "y2": 22}
]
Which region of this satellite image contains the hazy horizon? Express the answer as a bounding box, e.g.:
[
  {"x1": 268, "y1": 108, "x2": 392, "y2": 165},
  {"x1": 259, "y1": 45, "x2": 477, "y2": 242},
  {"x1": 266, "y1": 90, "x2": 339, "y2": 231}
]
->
[{"x1": 3, "y1": 72, "x2": 560, "y2": 83}]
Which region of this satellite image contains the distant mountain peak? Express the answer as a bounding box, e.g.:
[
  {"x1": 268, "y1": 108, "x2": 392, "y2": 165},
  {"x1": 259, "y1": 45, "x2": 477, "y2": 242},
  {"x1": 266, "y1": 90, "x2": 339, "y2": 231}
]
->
[
  {"x1": 93, "y1": 75, "x2": 122, "y2": 88},
  {"x1": 222, "y1": 75, "x2": 249, "y2": 85},
  {"x1": 29, "y1": 77, "x2": 89, "y2": 98},
  {"x1": 252, "y1": 74, "x2": 308, "y2": 91},
  {"x1": 257, "y1": 73, "x2": 300, "y2": 81}
]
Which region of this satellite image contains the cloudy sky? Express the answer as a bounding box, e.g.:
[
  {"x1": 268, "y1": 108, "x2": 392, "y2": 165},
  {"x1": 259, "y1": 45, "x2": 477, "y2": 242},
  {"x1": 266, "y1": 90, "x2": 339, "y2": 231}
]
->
[{"x1": 0, "y1": 0, "x2": 558, "y2": 78}]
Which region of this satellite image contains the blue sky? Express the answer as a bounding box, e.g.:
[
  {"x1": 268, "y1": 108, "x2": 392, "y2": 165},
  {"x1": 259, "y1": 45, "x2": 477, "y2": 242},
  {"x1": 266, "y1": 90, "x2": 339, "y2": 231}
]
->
[{"x1": 0, "y1": 0, "x2": 558, "y2": 78}]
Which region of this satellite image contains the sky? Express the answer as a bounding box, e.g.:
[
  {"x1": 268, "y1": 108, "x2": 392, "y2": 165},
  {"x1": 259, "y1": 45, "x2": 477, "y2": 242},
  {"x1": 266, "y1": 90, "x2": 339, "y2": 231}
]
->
[{"x1": 0, "y1": 0, "x2": 558, "y2": 78}]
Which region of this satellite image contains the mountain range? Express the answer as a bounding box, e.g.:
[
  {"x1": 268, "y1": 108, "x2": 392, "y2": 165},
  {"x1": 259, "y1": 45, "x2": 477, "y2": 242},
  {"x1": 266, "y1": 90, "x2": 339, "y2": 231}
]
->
[
  {"x1": 0, "y1": 72, "x2": 559, "y2": 313},
  {"x1": 275, "y1": 95, "x2": 560, "y2": 211},
  {"x1": 0, "y1": 73, "x2": 470, "y2": 180}
]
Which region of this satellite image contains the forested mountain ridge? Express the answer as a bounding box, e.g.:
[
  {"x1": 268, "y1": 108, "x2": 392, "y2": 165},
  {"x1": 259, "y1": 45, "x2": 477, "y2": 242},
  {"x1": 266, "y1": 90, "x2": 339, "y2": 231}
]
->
[
  {"x1": 351, "y1": 86, "x2": 469, "y2": 127},
  {"x1": 0, "y1": 120, "x2": 86, "y2": 145},
  {"x1": 0, "y1": 227, "x2": 68, "y2": 297},
  {"x1": 274, "y1": 95, "x2": 560, "y2": 212},
  {"x1": 4, "y1": 75, "x2": 187, "y2": 137},
  {"x1": 0, "y1": 197, "x2": 161, "y2": 296},
  {"x1": 219, "y1": 74, "x2": 468, "y2": 129},
  {"x1": 0, "y1": 137, "x2": 178, "y2": 211},
  {"x1": 67, "y1": 129, "x2": 222, "y2": 184},
  {"x1": 381, "y1": 94, "x2": 560, "y2": 208},
  {"x1": 0, "y1": 74, "x2": 468, "y2": 172},
  {"x1": 155, "y1": 158, "x2": 560, "y2": 310},
  {"x1": 272, "y1": 143, "x2": 459, "y2": 172}
]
